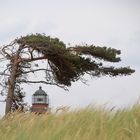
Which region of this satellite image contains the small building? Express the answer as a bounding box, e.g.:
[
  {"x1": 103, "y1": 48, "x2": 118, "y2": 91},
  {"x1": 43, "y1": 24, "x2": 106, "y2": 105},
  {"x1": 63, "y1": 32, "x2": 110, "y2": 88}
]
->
[{"x1": 31, "y1": 86, "x2": 49, "y2": 113}]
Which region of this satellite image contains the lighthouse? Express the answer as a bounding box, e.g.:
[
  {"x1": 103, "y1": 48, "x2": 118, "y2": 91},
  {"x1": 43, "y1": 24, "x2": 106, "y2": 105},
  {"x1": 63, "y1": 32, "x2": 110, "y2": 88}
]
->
[{"x1": 31, "y1": 86, "x2": 49, "y2": 113}]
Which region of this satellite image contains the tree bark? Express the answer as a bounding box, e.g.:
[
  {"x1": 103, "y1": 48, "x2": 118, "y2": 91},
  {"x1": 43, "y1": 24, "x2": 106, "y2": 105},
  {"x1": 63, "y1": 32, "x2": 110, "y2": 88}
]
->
[{"x1": 5, "y1": 55, "x2": 19, "y2": 115}]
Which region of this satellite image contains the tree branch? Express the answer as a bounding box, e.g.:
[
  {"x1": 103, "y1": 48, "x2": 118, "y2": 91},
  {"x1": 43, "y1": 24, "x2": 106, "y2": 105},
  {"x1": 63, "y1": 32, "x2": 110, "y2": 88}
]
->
[
  {"x1": 20, "y1": 69, "x2": 52, "y2": 75},
  {"x1": 0, "y1": 100, "x2": 5, "y2": 102},
  {"x1": 21, "y1": 56, "x2": 47, "y2": 62},
  {"x1": 19, "y1": 80, "x2": 68, "y2": 90},
  {"x1": 0, "y1": 72, "x2": 10, "y2": 76}
]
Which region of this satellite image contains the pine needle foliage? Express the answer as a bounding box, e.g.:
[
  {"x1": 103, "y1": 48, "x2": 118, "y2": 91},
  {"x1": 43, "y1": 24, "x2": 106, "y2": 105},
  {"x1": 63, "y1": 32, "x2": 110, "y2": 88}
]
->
[{"x1": 15, "y1": 33, "x2": 134, "y2": 86}]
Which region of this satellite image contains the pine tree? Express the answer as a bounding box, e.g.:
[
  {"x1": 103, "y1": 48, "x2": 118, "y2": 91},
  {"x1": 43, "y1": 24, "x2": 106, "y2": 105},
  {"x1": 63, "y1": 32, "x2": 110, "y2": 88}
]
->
[{"x1": 0, "y1": 34, "x2": 135, "y2": 114}]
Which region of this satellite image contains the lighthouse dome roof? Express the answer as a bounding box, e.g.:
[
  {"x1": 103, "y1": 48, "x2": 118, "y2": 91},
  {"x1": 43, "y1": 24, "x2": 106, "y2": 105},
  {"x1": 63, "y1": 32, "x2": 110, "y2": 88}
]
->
[{"x1": 33, "y1": 86, "x2": 47, "y2": 96}]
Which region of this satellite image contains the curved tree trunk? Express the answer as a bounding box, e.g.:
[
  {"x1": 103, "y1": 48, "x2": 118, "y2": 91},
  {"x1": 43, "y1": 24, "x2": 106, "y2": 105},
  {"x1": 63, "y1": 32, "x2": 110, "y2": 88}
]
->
[{"x1": 5, "y1": 55, "x2": 19, "y2": 115}]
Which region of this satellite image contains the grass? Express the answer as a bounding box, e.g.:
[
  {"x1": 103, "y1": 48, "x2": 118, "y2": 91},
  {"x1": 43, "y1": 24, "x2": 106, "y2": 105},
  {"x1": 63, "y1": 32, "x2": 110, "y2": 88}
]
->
[{"x1": 0, "y1": 104, "x2": 140, "y2": 140}]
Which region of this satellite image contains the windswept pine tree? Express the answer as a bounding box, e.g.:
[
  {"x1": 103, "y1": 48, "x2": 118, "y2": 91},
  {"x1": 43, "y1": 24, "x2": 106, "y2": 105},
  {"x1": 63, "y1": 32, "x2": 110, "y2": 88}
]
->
[{"x1": 0, "y1": 33, "x2": 135, "y2": 114}]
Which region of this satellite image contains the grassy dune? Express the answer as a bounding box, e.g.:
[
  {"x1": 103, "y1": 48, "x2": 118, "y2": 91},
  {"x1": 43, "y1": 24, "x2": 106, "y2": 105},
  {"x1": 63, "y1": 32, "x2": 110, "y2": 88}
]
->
[{"x1": 0, "y1": 105, "x2": 140, "y2": 140}]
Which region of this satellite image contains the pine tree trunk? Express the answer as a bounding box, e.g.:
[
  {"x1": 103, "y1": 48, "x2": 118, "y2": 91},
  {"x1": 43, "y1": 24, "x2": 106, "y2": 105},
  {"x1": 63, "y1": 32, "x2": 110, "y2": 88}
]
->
[{"x1": 5, "y1": 55, "x2": 19, "y2": 115}]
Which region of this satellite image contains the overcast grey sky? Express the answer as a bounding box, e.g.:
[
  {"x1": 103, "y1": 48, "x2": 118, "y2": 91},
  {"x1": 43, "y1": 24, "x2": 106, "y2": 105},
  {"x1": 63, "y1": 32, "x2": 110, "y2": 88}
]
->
[{"x1": 0, "y1": 0, "x2": 140, "y2": 115}]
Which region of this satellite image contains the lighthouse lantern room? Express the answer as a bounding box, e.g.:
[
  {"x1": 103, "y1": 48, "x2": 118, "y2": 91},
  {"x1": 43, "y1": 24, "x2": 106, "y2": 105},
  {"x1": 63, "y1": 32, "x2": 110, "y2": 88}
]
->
[{"x1": 32, "y1": 86, "x2": 49, "y2": 113}]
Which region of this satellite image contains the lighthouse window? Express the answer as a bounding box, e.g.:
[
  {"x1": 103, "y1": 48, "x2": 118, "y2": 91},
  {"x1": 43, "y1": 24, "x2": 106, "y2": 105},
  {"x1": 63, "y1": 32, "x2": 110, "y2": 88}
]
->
[{"x1": 37, "y1": 98, "x2": 43, "y2": 102}]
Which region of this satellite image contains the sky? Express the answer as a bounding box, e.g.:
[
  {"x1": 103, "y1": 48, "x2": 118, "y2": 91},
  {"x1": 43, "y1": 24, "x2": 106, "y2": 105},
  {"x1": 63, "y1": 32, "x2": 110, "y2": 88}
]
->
[{"x1": 0, "y1": 0, "x2": 140, "y2": 115}]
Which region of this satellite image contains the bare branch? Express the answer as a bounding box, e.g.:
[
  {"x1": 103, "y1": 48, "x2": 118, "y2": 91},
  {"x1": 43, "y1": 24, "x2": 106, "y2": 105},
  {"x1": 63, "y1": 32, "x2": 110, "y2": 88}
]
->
[
  {"x1": 0, "y1": 72, "x2": 10, "y2": 76},
  {"x1": 0, "y1": 57, "x2": 6, "y2": 62},
  {"x1": 22, "y1": 56, "x2": 47, "y2": 62},
  {"x1": 21, "y1": 68, "x2": 52, "y2": 75},
  {"x1": 1, "y1": 44, "x2": 15, "y2": 59},
  {"x1": 0, "y1": 100, "x2": 5, "y2": 102},
  {"x1": 20, "y1": 80, "x2": 68, "y2": 90}
]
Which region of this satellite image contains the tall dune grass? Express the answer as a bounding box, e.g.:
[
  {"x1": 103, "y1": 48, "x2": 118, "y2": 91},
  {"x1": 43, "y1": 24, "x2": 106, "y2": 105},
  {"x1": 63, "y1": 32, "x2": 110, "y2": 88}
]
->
[{"x1": 0, "y1": 104, "x2": 140, "y2": 140}]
